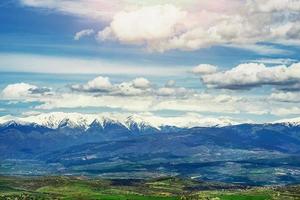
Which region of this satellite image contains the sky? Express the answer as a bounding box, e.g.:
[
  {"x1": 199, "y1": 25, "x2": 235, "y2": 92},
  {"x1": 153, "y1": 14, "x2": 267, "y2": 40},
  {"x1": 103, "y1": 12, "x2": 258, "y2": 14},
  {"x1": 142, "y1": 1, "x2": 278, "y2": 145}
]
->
[{"x1": 1, "y1": 0, "x2": 300, "y2": 124}]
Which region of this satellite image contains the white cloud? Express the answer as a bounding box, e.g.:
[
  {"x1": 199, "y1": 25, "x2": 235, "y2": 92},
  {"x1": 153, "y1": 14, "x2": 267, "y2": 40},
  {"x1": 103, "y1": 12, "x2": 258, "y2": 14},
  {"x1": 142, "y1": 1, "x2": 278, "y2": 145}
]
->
[
  {"x1": 97, "y1": 4, "x2": 298, "y2": 53},
  {"x1": 191, "y1": 64, "x2": 218, "y2": 75},
  {"x1": 0, "y1": 79, "x2": 272, "y2": 118},
  {"x1": 200, "y1": 62, "x2": 300, "y2": 90},
  {"x1": 72, "y1": 76, "x2": 113, "y2": 92},
  {"x1": 97, "y1": 4, "x2": 186, "y2": 49},
  {"x1": 114, "y1": 81, "x2": 150, "y2": 96},
  {"x1": 20, "y1": 0, "x2": 300, "y2": 52},
  {"x1": 3, "y1": 78, "x2": 299, "y2": 119},
  {"x1": 2, "y1": 83, "x2": 37, "y2": 99},
  {"x1": 1, "y1": 83, "x2": 53, "y2": 100},
  {"x1": 156, "y1": 87, "x2": 188, "y2": 97},
  {"x1": 71, "y1": 76, "x2": 152, "y2": 96},
  {"x1": 33, "y1": 90, "x2": 269, "y2": 116},
  {"x1": 131, "y1": 77, "x2": 151, "y2": 89},
  {"x1": 74, "y1": 29, "x2": 95, "y2": 40}
]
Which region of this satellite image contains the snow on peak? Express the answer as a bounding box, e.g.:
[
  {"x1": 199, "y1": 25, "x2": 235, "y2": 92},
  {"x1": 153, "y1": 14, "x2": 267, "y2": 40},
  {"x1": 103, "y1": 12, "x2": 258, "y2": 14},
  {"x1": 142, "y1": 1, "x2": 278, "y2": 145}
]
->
[
  {"x1": 0, "y1": 112, "x2": 240, "y2": 130},
  {"x1": 273, "y1": 117, "x2": 300, "y2": 126}
]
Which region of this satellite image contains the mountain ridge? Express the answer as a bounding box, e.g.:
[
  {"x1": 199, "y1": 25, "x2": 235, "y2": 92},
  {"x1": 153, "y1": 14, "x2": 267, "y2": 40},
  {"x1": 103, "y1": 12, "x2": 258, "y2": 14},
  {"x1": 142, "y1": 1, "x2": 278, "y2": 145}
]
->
[{"x1": 0, "y1": 112, "x2": 243, "y2": 131}]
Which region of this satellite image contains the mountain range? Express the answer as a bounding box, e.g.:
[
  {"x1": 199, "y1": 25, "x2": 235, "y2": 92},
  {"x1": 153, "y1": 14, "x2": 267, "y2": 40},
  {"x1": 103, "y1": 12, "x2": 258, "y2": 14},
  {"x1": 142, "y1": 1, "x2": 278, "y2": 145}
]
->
[
  {"x1": 0, "y1": 112, "x2": 242, "y2": 130},
  {"x1": 1, "y1": 112, "x2": 300, "y2": 186}
]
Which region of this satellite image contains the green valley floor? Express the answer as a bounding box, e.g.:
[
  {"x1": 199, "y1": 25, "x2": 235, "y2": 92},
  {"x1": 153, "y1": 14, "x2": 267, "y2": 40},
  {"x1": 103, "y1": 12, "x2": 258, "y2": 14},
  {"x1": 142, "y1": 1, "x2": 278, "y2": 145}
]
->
[{"x1": 0, "y1": 176, "x2": 300, "y2": 200}]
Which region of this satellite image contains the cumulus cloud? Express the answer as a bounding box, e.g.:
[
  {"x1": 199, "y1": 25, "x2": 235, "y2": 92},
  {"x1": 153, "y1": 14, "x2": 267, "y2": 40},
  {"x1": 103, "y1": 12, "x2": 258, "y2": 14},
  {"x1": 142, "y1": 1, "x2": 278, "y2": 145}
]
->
[
  {"x1": 131, "y1": 77, "x2": 151, "y2": 89},
  {"x1": 156, "y1": 87, "x2": 188, "y2": 97},
  {"x1": 71, "y1": 76, "x2": 153, "y2": 96},
  {"x1": 97, "y1": 4, "x2": 186, "y2": 49},
  {"x1": 113, "y1": 82, "x2": 150, "y2": 96},
  {"x1": 200, "y1": 62, "x2": 300, "y2": 90},
  {"x1": 74, "y1": 29, "x2": 95, "y2": 40},
  {"x1": 2, "y1": 83, "x2": 37, "y2": 99},
  {"x1": 71, "y1": 76, "x2": 193, "y2": 97},
  {"x1": 191, "y1": 64, "x2": 218, "y2": 75},
  {"x1": 97, "y1": 1, "x2": 300, "y2": 52},
  {"x1": 19, "y1": 0, "x2": 300, "y2": 52},
  {"x1": 71, "y1": 76, "x2": 113, "y2": 92},
  {"x1": 1, "y1": 83, "x2": 52, "y2": 99}
]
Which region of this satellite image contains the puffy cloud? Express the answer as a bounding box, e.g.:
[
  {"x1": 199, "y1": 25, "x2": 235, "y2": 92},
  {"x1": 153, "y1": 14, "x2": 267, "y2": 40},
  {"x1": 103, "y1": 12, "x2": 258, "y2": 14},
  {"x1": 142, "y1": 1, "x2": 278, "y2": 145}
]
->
[
  {"x1": 20, "y1": 0, "x2": 300, "y2": 52},
  {"x1": 191, "y1": 64, "x2": 218, "y2": 75},
  {"x1": 131, "y1": 77, "x2": 151, "y2": 89},
  {"x1": 97, "y1": 4, "x2": 187, "y2": 48},
  {"x1": 1, "y1": 83, "x2": 52, "y2": 99},
  {"x1": 97, "y1": 2, "x2": 299, "y2": 52},
  {"x1": 200, "y1": 62, "x2": 300, "y2": 90},
  {"x1": 71, "y1": 76, "x2": 152, "y2": 96},
  {"x1": 71, "y1": 76, "x2": 113, "y2": 92},
  {"x1": 1, "y1": 83, "x2": 37, "y2": 99},
  {"x1": 114, "y1": 81, "x2": 150, "y2": 96},
  {"x1": 74, "y1": 29, "x2": 95, "y2": 40},
  {"x1": 71, "y1": 76, "x2": 193, "y2": 98},
  {"x1": 156, "y1": 87, "x2": 188, "y2": 97}
]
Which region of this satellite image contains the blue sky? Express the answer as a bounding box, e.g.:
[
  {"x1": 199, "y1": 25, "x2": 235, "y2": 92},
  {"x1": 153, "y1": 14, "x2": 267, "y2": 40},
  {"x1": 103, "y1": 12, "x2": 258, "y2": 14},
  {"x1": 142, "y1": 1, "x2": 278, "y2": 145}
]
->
[{"x1": 1, "y1": 0, "x2": 300, "y2": 123}]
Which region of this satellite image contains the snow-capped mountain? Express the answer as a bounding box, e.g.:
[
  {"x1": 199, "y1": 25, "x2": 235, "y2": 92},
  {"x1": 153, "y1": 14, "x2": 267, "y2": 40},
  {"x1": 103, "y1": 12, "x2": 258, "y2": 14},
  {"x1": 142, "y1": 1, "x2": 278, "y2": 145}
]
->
[
  {"x1": 0, "y1": 112, "x2": 240, "y2": 130},
  {"x1": 273, "y1": 117, "x2": 300, "y2": 126}
]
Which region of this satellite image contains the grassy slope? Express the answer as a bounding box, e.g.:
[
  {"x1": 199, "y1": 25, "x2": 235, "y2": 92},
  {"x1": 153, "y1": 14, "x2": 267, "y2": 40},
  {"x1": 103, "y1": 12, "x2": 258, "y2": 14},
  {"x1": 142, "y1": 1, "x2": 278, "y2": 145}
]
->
[{"x1": 0, "y1": 176, "x2": 300, "y2": 200}]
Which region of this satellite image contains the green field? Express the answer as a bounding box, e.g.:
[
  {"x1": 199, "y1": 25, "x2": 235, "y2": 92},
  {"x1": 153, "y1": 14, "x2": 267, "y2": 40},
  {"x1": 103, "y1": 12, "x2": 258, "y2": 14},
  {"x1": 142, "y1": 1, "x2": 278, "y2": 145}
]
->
[{"x1": 0, "y1": 176, "x2": 300, "y2": 200}]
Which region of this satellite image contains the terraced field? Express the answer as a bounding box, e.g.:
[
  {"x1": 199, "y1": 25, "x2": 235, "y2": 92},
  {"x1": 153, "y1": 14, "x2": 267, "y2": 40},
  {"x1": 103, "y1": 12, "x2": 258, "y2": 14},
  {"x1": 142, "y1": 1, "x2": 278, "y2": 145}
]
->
[{"x1": 0, "y1": 176, "x2": 300, "y2": 200}]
